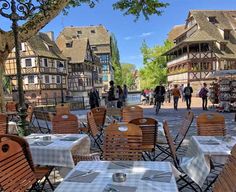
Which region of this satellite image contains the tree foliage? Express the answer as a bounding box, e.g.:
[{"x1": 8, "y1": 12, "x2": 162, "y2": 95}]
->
[
  {"x1": 111, "y1": 34, "x2": 122, "y2": 85},
  {"x1": 121, "y1": 63, "x2": 136, "y2": 89},
  {"x1": 140, "y1": 40, "x2": 173, "y2": 89}
]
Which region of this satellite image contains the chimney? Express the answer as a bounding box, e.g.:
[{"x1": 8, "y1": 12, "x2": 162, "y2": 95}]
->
[{"x1": 46, "y1": 31, "x2": 54, "y2": 41}]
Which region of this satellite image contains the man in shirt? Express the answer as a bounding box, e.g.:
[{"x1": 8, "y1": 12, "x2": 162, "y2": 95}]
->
[{"x1": 183, "y1": 83, "x2": 193, "y2": 110}]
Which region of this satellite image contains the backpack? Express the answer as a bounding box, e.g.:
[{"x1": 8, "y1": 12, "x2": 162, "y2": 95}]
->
[{"x1": 185, "y1": 87, "x2": 191, "y2": 96}]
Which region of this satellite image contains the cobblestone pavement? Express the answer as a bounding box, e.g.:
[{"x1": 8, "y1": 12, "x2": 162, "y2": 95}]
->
[{"x1": 44, "y1": 97, "x2": 236, "y2": 191}]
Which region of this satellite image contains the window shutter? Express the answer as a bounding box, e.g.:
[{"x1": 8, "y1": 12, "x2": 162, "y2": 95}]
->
[
  {"x1": 24, "y1": 76, "x2": 28, "y2": 84},
  {"x1": 35, "y1": 75, "x2": 38, "y2": 84},
  {"x1": 21, "y1": 59, "x2": 26, "y2": 68},
  {"x1": 21, "y1": 43, "x2": 26, "y2": 51}
]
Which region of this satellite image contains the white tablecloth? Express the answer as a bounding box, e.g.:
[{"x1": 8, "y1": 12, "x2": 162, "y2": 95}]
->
[
  {"x1": 55, "y1": 161, "x2": 178, "y2": 192},
  {"x1": 26, "y1": 134, "x2": 91, "y2": 168},
  {"x1": 180, "y1": 136, "x2": 236, "y2": 187}
]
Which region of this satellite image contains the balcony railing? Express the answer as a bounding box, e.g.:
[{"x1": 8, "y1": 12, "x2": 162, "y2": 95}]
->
[{"x1": 167, "y1": 54, "x2": 188, "y2": 66}]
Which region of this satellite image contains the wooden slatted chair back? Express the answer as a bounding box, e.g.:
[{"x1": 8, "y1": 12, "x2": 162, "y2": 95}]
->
[
  {"x1": 163, "y1": 121, "x2": 179, "y2": 167},
  {"x1": 0, "y1": 138, "x2": 36, "y2": 192},
  {"x1": 122, "y1": 105, "x2": 143, "y2": 122},
  {"x1": 175, "y1": 111, "x2": 194, "y2": 146},
  {"x1": 0, "y1": 134, "x2": 35, "y2": 171},
  {"x1": 106, "y1": 107, "x2": 122, "y2": 117},
  {"x1": 6, "y1": 101, "x2": 17, "y2": 112},
  {"x1": 33, "y1": 110, "x2": 54, "y2": 122},
  {"x1": 91, "y1": 107, "x2": 106, "y2": 128},
  {"x1": 103, "y1": 123, "x2": 142, "y2": 161},
  {"x1": 55, "y1": 103, "x2": 70, "y2": 115},
  {"x1": 87, "y1": 112, "x2": 100, "y2": 137},
  {"x1": 129, "y1": 118, "x2": 157, "y2": 151},
  {"x1": 52, "y1": 114, "x2": 79, "y2": 134},
  {"x1": 0, "y1": 113, "x2": 8, "y2": 134},
  {"x1": 213, "y1": 145, "x2": 236, "y2": 192},
  {"x1": 196, "y1": 113, "x2": 226, "y2": 136}
]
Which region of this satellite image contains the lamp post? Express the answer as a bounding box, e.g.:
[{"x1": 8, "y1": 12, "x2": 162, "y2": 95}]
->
[
  {"x1": 0, "y1": 0, "x2": 47, "y2": 136},
  {"x1": 58, "y1": 62, "x2": 64, "y2": 105}
]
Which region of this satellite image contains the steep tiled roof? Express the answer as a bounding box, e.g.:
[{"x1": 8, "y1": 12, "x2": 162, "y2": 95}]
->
[
  {"x1": 28, "y1": 32, "x2": 66, "y2": 60},
  {"x1": 59, "y1": 38, "x2": 89, "y2": 64},
  {"x1": 168, "y1": 10, "x2": 236, "y2": 59},
  {"x1": 168, "y1": 25, "x2": 185, "y2": 42},
  {"x1": 57, "y1": 25, "x2": 111, "y2": 53}
]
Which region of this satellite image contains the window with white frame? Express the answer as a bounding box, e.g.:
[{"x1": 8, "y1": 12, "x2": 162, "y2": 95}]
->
[
  {"x1": 56, "y1": 75, "x2": 61, "y2": 84},
  {"x1": 25, "y1": 58, "x2": 32, "y2": 67},
  {"x1": 28, "y1": 75, "x2": 34, "y2": 84}
]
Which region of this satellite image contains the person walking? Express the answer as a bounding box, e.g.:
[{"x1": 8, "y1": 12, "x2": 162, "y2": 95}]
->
[
  {"x1": 199, "y1": 83, "x2": 209, "y2": 110},
  {"x1": 172, "y1": 84, "x2": 181, "y2": 110},
  {"x1": 123, "y1": 84, "x2": 128, "y2": 105},
  {"x1": 183, "y1": 83, "x2": 193, "y2": 110},
  {"x1": 107, "y1": 80, "x2": 117, "y2": 107},
  {"x1": 117, "y1": 85, "x2": 124, "y2": 108},
  {"x1": 89, "y1": 87, "x2": 100, "y2": 109}
]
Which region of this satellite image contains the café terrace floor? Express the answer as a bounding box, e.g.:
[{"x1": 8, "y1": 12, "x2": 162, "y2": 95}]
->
[{"x1": 44, "y1": 97, "x2": 236, "y2": 191}]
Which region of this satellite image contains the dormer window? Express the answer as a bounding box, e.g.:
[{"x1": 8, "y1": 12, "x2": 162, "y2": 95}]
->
[
  {"x1": 77, "y1": 31, "x2": 82, "y2": 34},
  {"x1": 66, "y1": 42, "x2": 73, "y2": 48},
  {"x1": 208, "y1": 16, "x2": 218, "y2": 24},
  {"x1": 224, "y1": 30, "x2": 230, "y2": 40},
  {"x1": 220, "y1": 43, "x2": 226, "y2": 51},
  {"x1": 91, "y1": 30, "x2": 95, "y2": 34},
  {"x1": 91, "y1": 46, "x2": 97, "y2": 51}
]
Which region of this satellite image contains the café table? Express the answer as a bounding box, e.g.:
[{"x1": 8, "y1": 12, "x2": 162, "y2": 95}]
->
[
  {"x1": 180, "y1": 135, "x2": 236, "y2": 187},
  {"x1": 55, "y1": 161, "x2": 179, "y2": 192},
  {"x1": 25, "y1": 133, "x2": 91, "y2": 168}
]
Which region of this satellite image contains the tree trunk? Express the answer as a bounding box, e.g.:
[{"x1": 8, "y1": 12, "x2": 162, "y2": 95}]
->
[{"x1": 0, "y1": 0, "x2": 71, "y2": 111}]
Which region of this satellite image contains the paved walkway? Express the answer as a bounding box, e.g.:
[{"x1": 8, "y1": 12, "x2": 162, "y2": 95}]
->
[{"x1": 46, "y1": 97, "x2": 236, "y2": 191}]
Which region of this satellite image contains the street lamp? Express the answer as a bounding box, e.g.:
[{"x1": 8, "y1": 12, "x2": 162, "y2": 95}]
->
[
  {"x1": 0, "y1": 0, "x2": 48, "y2": 136},
  {"x1": 58, "y1": 62, "x2": 64, "y2": 105}
]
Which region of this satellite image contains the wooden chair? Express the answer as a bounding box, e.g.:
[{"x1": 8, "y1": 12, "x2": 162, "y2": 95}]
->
[
  {"x1": 52, "y1": 113, "x2": 79, "y2": 134},
  {"x1": 5, "y1": 101, "x2": 17, "y2": 121},
  {"x1": 129, "y1": 118, "x2": 158, "y2": 161},
  {"x1": 106, "y1": 107, "x2": 122, "y2": 122},
  {"x1": 162, "y1": 121, "x2": 202, "y2": 191},
  {"x1": 6, "y1": 101, "x2": 17, "y2": 113},
  {"x1": 211, "y1": 145, "x2": 236, "y2": 191},
  {"x1": 0, "y1": 134, "x2": 54, "y2": 191},
  {"x1": 122, "y1": 105, "x2": 143, "y2": 122},
  {"x1": 33, "y1": 109, "x2": 54, "y2": 133},
  {"x1": 155, "y1": 111, "x2": 194, "y2": 160},
  {"x1": 197, "y1": 113, "x2": 226, "y2": 136},
  {"x1": 87, "y1": 111, "x2": 103, "y2": 152},
  {"x1": 0, "y1": 113, "x2": 8, "y2": 134},
  {"x1": 103, "y1": 123, "x2": 143, "y2": 161},
  {"x1": 91, "y1": 107, "x2": 106, "y2": 130},
  {"x1": 55, "y1": 103, "x2": 70, "y2": 115}
]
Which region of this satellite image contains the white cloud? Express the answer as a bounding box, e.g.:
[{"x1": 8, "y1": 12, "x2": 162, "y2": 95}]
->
[
  {"x1": 124, "y1": 32, "x2": 154, "y2": 40},
  {"x1": 139, "y1": 32, "x2": 154, "y2": 37}
]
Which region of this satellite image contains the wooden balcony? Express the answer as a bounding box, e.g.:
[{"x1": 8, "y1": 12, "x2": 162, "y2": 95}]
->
[
  {"x1": 5, "y1": 67, "x2": 40, "y2": 76},
  {"x1": 167, "y1": 54, "x2": 188, "y2": 67},
  {"x1": 41, "y1": 83, "x2": 67, "y2": 90}
]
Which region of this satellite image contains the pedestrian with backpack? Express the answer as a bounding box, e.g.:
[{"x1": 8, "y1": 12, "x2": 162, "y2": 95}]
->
[
  {"x1": 199, "y1": 83, "x2": 209, "y2": 110},
  {"x1": 183, "y1": 83, "x2": 193, "y2": 110}
]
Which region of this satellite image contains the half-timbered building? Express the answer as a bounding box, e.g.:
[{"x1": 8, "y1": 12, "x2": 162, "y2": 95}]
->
[
  {"x1": 56, "y1": 37, "x2": 102, "y2": 100},
  {"x1": 57, "y1": 25, "x2": 113, "y2": 91},
  {"x1": 165, "y1": 10, "x2": 236, "y2": 94},
  {"x1": 4, "y1": 32, "x2": 68, "y2": 102}
]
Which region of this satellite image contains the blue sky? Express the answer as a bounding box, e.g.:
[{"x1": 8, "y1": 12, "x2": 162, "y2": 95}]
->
[{"x1": 1, "y1": 0, "x2": 236, "y2": 68}]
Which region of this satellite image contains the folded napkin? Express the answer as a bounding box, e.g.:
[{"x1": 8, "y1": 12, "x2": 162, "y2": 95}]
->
[
  {"x1": 60, "y1": 137, "x2": 79, "y2": 141},
  {"x1": 103, "y1": 184, "x2": 137, "y2": 192},
  {"x1": 141, "y1": 170, "x2": 172, "y2": 183},
  {"x1": 65, "y1": 170, "x2": 99, "y2": 183},
  {"x1": 108, "y1": 161, "x2": 134, "y2": 169},
  {"x1": 198, "y1": 139, "x2": 220, "y2": 145},
  {"x1": 31, "y1": 141, "x2": 53, "y2": 146}
]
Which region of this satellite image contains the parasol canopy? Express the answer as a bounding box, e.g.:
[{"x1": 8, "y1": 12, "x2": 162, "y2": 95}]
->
[{"x1": 207, "y1": 69, "x2": 236, "y2": 78}]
